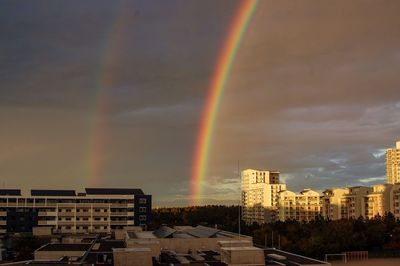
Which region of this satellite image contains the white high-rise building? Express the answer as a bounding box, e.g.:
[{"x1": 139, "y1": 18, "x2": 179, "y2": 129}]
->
[
  {"x1": 387, "y1": 141, "x2": 400, "y2": 184},
  {"x1": 241, "y1": 169, "x2": 286, "y2": 224}
]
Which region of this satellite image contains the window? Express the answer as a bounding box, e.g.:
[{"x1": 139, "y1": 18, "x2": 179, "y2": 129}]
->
[
  {"x1": 139, "y1": 207, "x2": 147, "y2": 213},
  {"x1": 139, "y1": 215, "x2": 146, "y2": 221},
  {"x1": 139, "y1": 198, "x2": 147, "y2": 204}
]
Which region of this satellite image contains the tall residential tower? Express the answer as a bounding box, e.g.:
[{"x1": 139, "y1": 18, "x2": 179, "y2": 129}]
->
[
  {"x1": 387, "y1": 141, "x2": 400, "y2": 184},
  {"x1": 241, "y1": 169, "x2": 286, "y2": 224}
]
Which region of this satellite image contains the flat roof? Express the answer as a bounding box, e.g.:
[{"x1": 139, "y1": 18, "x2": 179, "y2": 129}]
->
[
  {"x1": 92, "y1": 241, "x2": 125, "y2": 252},
  {"x1": 0, "y1": 189, "x2": 21, "y2": 196},
  {"x1": 85, "y1": 188, "x2": 144, "y2": 195},
  {"x1": 265, "y1": 248, "x2": 329, "y2": 265},
  {"x1": 37, "y1": 244, "x2": 91, "y2": 252},
  {"x1": 31, "y1": 190, "x2": 76, "y2": 197}
]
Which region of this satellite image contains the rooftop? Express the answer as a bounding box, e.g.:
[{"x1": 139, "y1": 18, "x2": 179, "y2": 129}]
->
[
  {"x1": 36, "y1": 243, "x2": 91, "y2": 252},
  {"x1": 85, "y1": 188, "x2": 144, "y2": 195}
]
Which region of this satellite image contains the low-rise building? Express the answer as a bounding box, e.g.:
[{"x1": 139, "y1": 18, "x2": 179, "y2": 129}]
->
[{"x1": 0, "y1": 188, "x2": 152, "y2": 234}]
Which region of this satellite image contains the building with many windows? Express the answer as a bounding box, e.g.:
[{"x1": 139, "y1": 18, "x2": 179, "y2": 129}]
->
[
  {"x1": 0, "y1": 188, "x2": 151, "y2": 234},
  {"x1": 321, "y1": 188, "x2": 349, "y2": 220},
  {"x1": 278, "y1": 189, "x2": 321, "y2": 222},
  {"x1": 339, "y1": 186, "x2": 372, "y2": 219},
  {"x1": 241, "y1": 169, "x2": 286, "y2": 224},
  {"x1": 387, "y1": 141, "x2": 400, "y2": 184},
  {"x1": 364, "y1": 184, "x2": 395, "y2": 219}
]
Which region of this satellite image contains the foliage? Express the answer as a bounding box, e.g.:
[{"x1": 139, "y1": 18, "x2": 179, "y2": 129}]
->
[{"x1": 11, "y1": 233, "x2": 48, "y2": 260}]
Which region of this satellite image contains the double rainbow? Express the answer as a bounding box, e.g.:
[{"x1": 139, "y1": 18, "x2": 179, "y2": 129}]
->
[{"x1": 190, "y1": 0, "x2": 259, "y2": 205}]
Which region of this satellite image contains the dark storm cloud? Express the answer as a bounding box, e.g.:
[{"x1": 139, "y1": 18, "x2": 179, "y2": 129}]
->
[{"x1": 0, "y1": 0, "x2": 400, "y2": 205}]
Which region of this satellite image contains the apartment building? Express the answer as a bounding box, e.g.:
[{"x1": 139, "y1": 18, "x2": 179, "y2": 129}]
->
[
  {"x1": 278, "y1": 189, "x2": 321, "y2": 222},
  {"x1": 241, "y1": 169, "x2": 286, "y2": 224},
  {"x1": 0, "y1": 188, "x2": 151, "y2": 234},
  {"x1": 364, "y1": 184, "x2": 396, "y2": 219},
  {"x1": 392, "y1": 186, "x2": 400, "y2": 219},
  {"x1": 321, "y1": 188, "x2": 349, "y2": 220},
  {"x1": 340, "y1": 186, "x2": 372, "y2": 219},
  {"x1": 386, "y1": 141, "x2": 400, "y2": 184}
]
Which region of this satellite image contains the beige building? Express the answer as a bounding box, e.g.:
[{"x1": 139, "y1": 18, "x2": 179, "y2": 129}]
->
[
  {"x1": 386, "y1": 141, "x2": 400, "y2": 184},
  {"x1": 340, "y1": 186, "x2": 372, "y2": 219},
  {"x1": 364, "y1": 184, "x2": 396, "y2": 219},
  {"x1": 278, "y1": 189, "x2": 321, "y2": 222},
  {"x1": 241, "y1": 169, "x2": 286, "y2": 224},
  {"x1": 321, "y1": 188, "x2": 349, "y2": 220},
  {"x1": 392, "y1": 186, "x2": 400, "y2": 219}
]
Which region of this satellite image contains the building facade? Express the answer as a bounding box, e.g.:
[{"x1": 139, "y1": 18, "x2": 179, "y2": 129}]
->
[
  {"x1": 0, "y1": 188, "x2": 151, "y2": 234},
  {"x1": 364, "y1": 184, "x2": 395, "y2": 219},
  {"x1": 241, "y1": 169, "x2": 286, "y2": 224},
  {"x1": 321, "y1": 188, "x2": 349, "y2": 220},
  {"x1": 340, "y1": 186, "x2": 372, "y2": 219},
  {"x1": 387, "y1": 141, "x2": 400, "y2": 184},
  {"x1": 278, "y1": 189, "x2": 321, "y2": 222}
]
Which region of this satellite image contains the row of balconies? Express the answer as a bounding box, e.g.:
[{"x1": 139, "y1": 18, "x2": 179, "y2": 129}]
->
[
  {"x1": 40, "y1": 211, "x2": 134, "y2": 216},
  {"x1": 0, "y1": 202, "x2": 134, "y2": 208}
]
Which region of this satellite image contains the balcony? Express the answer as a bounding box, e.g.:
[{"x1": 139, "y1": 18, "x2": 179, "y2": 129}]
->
[
  {"x1": 38, "y1": 211, "x2": 57, "y2": 216},
  {"x1": 76, "y1": 203, "x2": 92, "y2": 207},
  {"x1": 0, "y1": 211, "x2": 6, "y2": 216},
  {"x1": 76, "y1": 221, "x2": 91, "y2": 225},
  {"x1": 91, "y1": 203, "x2": 110, "y2": 208},
  {"x1": 110, "y1": 212, "x2": 127, "y2": 216},
  {"x1": 92, "y1": 212, "x2": 109, "y2": 217},
  {"x1": 76, "y1": 212, "x2": 91, "y2": 217},
  {"x1": 110, "y1": 221, "x2": 127, "y2": 225},
  {"x1": 57, "y1": 203, "x2": 75, "y2": 208},
  {"x1": 38, "y1": 220, "x2": 57, "y2": 226},
  {"x1": 110, "y1": 203, "x2": 128, "y2": 208},
  {"x1": 92, "y1": 220, "x2": 109, "y2": 225},
  {"x1": 58, "y1": 221, "x2": 75, "y2": 226},
  {"x1": 58, "y1": 212, "x2": 75, "y2": 217},
  {"x1": 0, "y1": 221, "x2": 6, "y2": 225}
]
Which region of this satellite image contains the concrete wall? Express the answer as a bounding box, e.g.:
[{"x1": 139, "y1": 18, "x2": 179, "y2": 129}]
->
[
  {"x1": 220, "y1": 247, "x2": 265, "y2": 265},
  {"x1": 113, "y1": 248, "x2": 152, "y2": 266},
  {"x1": 126, "y1": 240, "x2": 160, "y2": 257},
  {"x1": 32, "y1": 226, "x2": 53, "y2": 236},
  {"x1": 34, "y1": 250, "x2": 85, "y2": 261},
  {"x1": 156, "y1": 237, "x2": 252, "y2": 254}
]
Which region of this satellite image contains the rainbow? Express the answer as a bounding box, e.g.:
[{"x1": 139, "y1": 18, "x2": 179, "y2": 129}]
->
[
  {"x1": 189, "y1": 0, "x2": 259, "y2": 205},
  {"x1": 85, "y1": 1, "x2": 130, "y2": 185}
]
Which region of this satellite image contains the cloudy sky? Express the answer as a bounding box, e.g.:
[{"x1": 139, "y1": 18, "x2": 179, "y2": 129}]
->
[{"x1": 1, "y1": 0, "x2": 399, "y2": 206}]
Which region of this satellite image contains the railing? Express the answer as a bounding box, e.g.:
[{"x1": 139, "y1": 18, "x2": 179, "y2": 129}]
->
[
  {"x1": 92, "y1": 212, "x2": 109, "y2": 217},
  {"x1": 38, "y1": 220, "x2": 57, "y2": 226},
  {"x1": 92, "y1": 220, "x2": 109, "y2": 225},
  {"x1": 58, "y1": 212, "x2": 75, "y2": 217}
]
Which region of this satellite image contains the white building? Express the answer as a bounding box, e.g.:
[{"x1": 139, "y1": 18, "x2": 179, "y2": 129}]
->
[
  {"x1": 241, "y1": 169, "x2": 286, "y2": 224},
  {"x1": 278, "y1": 189, "x2": 321, "y2": 222}
]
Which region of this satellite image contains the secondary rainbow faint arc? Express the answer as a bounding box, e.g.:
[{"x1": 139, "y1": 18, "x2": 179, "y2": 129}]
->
[
  {"x1": 190, "y1": 0, "x2": 259, "y2": 205},
  {"x1": 85, "y1": 1, "x2": 130, "y2": 185}
]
